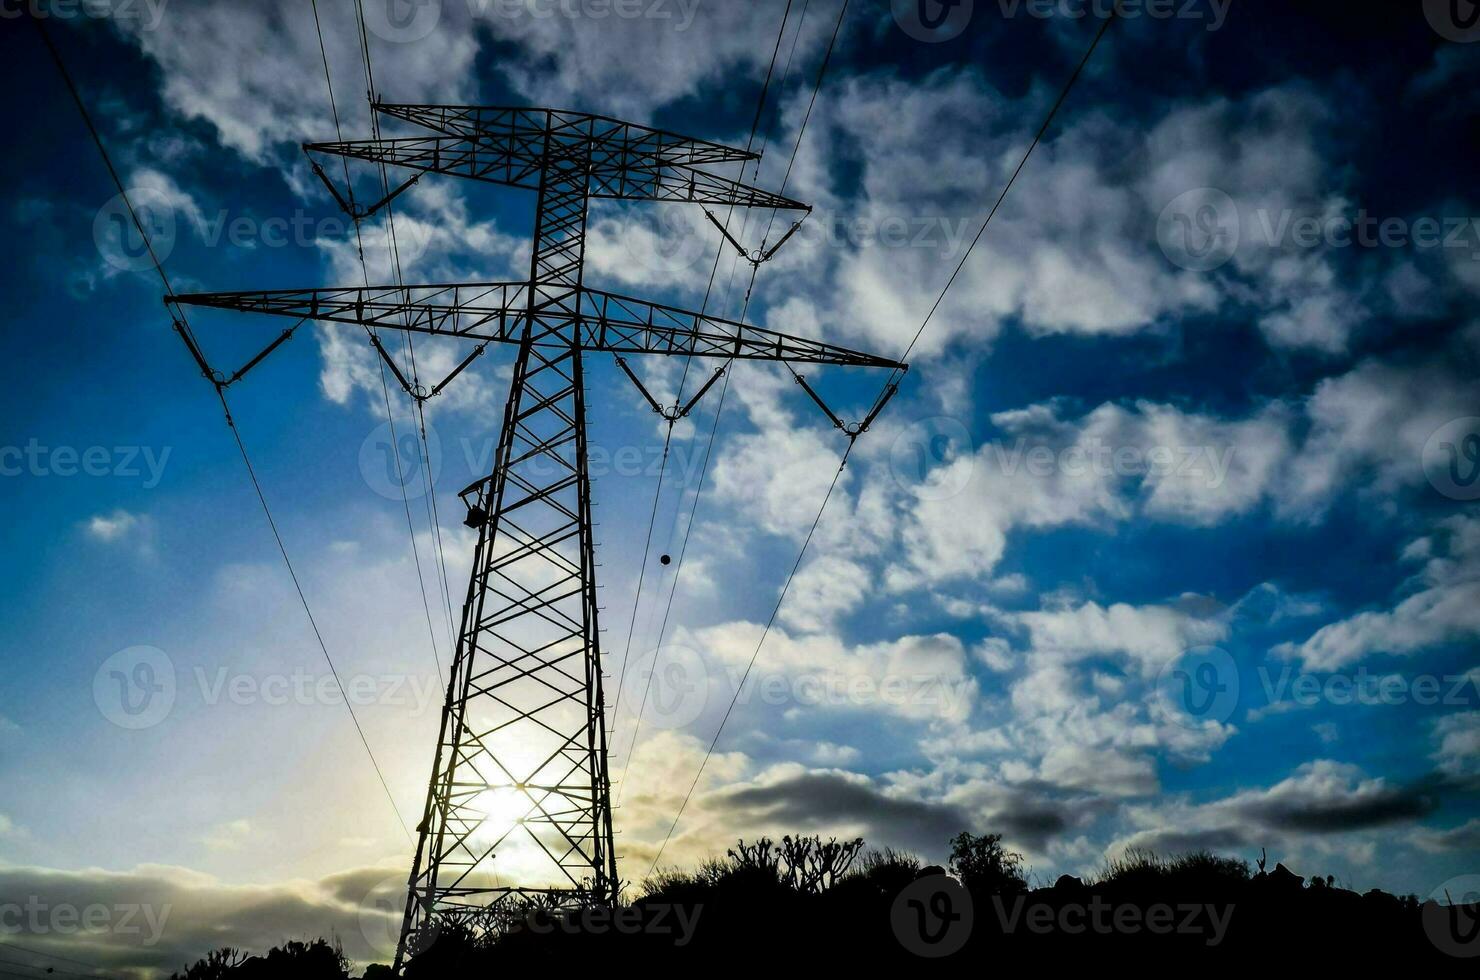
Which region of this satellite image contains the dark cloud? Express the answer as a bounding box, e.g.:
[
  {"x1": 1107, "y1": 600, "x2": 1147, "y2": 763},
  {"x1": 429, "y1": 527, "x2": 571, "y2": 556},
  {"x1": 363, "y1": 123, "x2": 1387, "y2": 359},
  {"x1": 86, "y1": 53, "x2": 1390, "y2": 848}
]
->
[
  {"x1": 1240, "y1": 784, "x2": 1438, "y2": 833},
  {"x1": 715, "y1": 771, "x2": 1090, "y2": 855},
  {"x1": 1414, "y1": 819, "x2": 1480, "y2": 854},
  {"x1": 717, "y1": 772, "x2": 973, "y2": 856},
  {"x1": 0, "y1": 864, "x2": 403, "y2": 980}
]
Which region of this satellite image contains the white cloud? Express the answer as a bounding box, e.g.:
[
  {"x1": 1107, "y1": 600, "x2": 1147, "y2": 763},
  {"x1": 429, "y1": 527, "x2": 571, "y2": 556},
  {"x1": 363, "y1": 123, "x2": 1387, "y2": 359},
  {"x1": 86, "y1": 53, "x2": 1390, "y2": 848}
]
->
[
  {"x1": 1279, "y1": 357, "x2": 1480, "y2": 519},
  {"x1": 893, "y1": 398, "x2": 1290, "y2": 584},
  {"x1": 1276, "y1": 514, "x2": 1480, "y2": 670},
  {"x1": 1432, "y1": 711, "x2": 1480, "y2": 780},
  {"x1": 118, "y1": 0, "x2": 478, "y2": 163},
  {"x1": 779, "y1": 555, "x2": 871, "y2": 633},
  {"x1": 84, "y1": 509, "x2": 146, "y2": 543},
  {"x1": 201, "y1": 818, "x2": 254, "y2": 853},
  {"x1": 1017, "y1": 597, "x2": 1230, "y2": 679},
  {"x1": 694, "y1": 623, "x2": 979, "y2": 725}
]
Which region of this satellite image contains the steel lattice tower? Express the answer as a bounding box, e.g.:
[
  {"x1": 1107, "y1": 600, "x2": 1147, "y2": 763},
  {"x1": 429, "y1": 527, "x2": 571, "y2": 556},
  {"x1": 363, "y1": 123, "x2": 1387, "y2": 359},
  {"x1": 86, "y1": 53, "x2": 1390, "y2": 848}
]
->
[{"x1": 171, "y1": 102, "x2": 906, "y2": 970}]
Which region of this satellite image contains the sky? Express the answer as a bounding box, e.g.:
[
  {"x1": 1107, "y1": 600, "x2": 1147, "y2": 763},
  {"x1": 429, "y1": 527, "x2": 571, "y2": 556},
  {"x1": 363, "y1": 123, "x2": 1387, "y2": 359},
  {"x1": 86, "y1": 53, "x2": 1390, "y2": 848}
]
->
[{"x1": 2, "y1": 0, "x2": 1480, "y2": 975}]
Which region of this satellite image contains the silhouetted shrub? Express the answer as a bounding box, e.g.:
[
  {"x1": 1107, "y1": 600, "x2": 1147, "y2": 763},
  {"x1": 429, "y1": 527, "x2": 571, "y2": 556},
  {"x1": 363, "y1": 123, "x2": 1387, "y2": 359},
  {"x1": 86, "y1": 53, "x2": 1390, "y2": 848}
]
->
[{"x1": 949, "y1": 830, "x2": 1026, "y2": 895}]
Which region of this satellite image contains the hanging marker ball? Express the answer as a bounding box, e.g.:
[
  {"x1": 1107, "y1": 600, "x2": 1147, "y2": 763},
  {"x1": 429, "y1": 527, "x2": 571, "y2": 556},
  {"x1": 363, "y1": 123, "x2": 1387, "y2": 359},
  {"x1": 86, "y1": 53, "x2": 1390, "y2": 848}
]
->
[{"x1": 660, "y1": 554, "x2": 672, "y2": 565}]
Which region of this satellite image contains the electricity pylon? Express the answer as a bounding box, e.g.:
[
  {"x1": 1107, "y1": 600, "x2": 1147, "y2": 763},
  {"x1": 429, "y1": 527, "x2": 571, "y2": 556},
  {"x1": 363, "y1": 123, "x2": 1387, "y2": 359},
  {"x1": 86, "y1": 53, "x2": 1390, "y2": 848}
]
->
[{"x1": 170, "y1": 102, "x2": 906, "y2": 969}]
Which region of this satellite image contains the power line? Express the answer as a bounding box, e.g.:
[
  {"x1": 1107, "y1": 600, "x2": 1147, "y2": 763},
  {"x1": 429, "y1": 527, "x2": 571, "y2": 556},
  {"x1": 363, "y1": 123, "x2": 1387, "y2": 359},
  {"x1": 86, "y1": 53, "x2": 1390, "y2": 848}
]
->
[
  {"x1": 0, "y1": 940, "x2": 119, "y2": 978},
  {"x1": 311, "y1": 0, "x2": 449, "y2": 679},
  {"x1": 871, "y1": 7, "x2": 1119, "y2": 410},
  {"x1": 354, "y1": 0, "x2": 461, "y2": 661},
  {"x1": 758, "y1": 0, "x2": 848, "y2": 248},
  {"x1": 610, "y1": 0, "x2": 798, "y2": 738},
  {"x1": 647, "y1": 442, "x2": 852, "y2": 873},
  {"x1": 35, "y1": 11, "x2": 412, "y2": 842},
  {"x1": 0, "y1": 951, "x2": 116, "y2": 979},
  {"x1": 644, "y1": 6, "x2": 1118, "y2": 874},
  {"x1": 618, "y1": 0, "x2": 852, "y2": 790}
]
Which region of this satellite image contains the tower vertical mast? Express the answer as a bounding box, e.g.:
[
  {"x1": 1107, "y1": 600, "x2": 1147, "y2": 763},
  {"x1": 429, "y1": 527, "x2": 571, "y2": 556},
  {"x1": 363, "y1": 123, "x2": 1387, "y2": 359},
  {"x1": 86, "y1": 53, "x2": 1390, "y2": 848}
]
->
[{"x1": 396, "y1": 113, "x2": 615, "y2": 964}]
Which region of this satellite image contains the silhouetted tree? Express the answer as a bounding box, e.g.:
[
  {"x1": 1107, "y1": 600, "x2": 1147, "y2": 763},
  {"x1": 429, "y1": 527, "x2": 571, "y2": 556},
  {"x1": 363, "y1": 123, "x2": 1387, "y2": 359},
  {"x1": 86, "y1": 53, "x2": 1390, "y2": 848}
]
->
[{"x1": 949, "y1": 831, "x2": 1026, "y2": 894}]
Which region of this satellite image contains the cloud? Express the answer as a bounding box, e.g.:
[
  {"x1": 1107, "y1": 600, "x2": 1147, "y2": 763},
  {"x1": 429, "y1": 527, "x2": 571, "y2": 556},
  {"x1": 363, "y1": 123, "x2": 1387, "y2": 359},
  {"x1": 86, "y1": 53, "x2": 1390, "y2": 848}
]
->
[
  {"x1": 1230, "y1": 761, "x2": 1439, "y2": 833},
  {"x1": 741, "y1": 72, "x2": 1384, "y2": 360},
  {"x1": 892, "y1": 347, "x2": 1478, "y2": 588},
  {"x1": 1412, "y1": 817, "x2": 1480, "y2": 854},
  {"x1": 1432, "y1": 711, "x2": 1480, "y2": 781},
  {"x1": 0, "y1": 861, "x2": 412, "y2": 978},
  {"x1": 1016, "y1": 596, "x2": 1230, "y2": 679},
  {"x1": 84, "y1": 509, "x2": 149, "y2": 545},
  {"x1": 694, "y1": 623, "x2": 979, "y2": 725},
  {"x1": 893, "y1": 398, "x2": 1292, "y2": 584},
  {"x1": 1279, "y1": 357, "x2": 1480, "y2": 519},
  {"x1": 715, "y1": 770, "x2": 971, "y2": 855},
  {"x1": 200, "y1": 819, "x2": 254, "y2": 853},
  {"x1": 1110, "y1": 761, "x2": 1443, "y2": 871},
  {"x1": 778, "y1": 555, "x2": 871, "y2": 633},
  {"x1": 117, "y1": 0, "x2": 478, "y2": 163},
  {"x1": 471, "y1": 0, "x2": 818, "y2": 121},
  {"x1": 1276, "y1": 514, "x2": 1480, "y2": 670}
]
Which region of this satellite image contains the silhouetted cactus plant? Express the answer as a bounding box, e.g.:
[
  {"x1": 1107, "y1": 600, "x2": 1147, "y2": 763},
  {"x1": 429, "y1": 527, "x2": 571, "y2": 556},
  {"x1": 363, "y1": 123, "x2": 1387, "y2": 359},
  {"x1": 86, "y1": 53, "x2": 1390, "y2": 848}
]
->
[{"x1": 728, "y1": 836, "x2": 781, "y2": 879}]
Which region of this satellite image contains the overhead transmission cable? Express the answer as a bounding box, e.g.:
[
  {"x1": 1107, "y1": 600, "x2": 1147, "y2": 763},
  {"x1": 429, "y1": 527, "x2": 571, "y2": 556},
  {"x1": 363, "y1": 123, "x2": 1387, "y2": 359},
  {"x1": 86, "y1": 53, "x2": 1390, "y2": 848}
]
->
[
  {"x1": 0, "y1": 940, "x2": 121, "y2": 980},
  {"x1": 35, "y1": 12, "x2": 412, "y2": 841},
  {"x1": 646, "y1": 6, "x2": 1119, "y2": 873},
  {"x1": 354, "y1": 0, "x2": 462, "y2": 655},
  {"x1": 617, "y1": 0, "x2": 850, "y2": 795},
  {"x1": 313, "y1": 0, "x2": 450, "y2": 675},
  {"x1": 609, "y1": 0, "x2": 798, "y2": 735}
]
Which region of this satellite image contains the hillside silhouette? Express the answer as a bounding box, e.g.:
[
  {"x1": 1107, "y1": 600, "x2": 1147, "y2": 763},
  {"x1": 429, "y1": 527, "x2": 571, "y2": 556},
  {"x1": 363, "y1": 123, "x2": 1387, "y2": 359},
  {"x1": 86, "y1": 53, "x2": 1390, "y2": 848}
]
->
[{"x1": 170, "y1": 831, "x2": 1479, "y2": 976}]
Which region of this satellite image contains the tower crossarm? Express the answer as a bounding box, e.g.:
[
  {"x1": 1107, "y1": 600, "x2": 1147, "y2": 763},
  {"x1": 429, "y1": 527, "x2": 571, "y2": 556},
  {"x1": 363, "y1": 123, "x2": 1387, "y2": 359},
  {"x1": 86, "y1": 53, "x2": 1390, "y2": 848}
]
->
[
  {"x1": 170, "y1": 282, "x2": 906, "y2": 370},
  {"x1": 303, "y1": 134, "x2": 808, "y2": 210},
  {"x1": 375, "y1": 103, "x2": 758, "y2": 169},
  {"x1": 575, "y1": 287, "x2": 904, "y2": 368}
]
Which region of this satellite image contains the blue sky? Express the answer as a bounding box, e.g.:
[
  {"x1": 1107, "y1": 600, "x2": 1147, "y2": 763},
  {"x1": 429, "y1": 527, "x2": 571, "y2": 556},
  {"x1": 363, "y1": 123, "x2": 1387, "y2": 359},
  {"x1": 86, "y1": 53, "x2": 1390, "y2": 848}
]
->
[{"x1": 2, "y1": 1, "x2": 1479, "y2": 975}]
